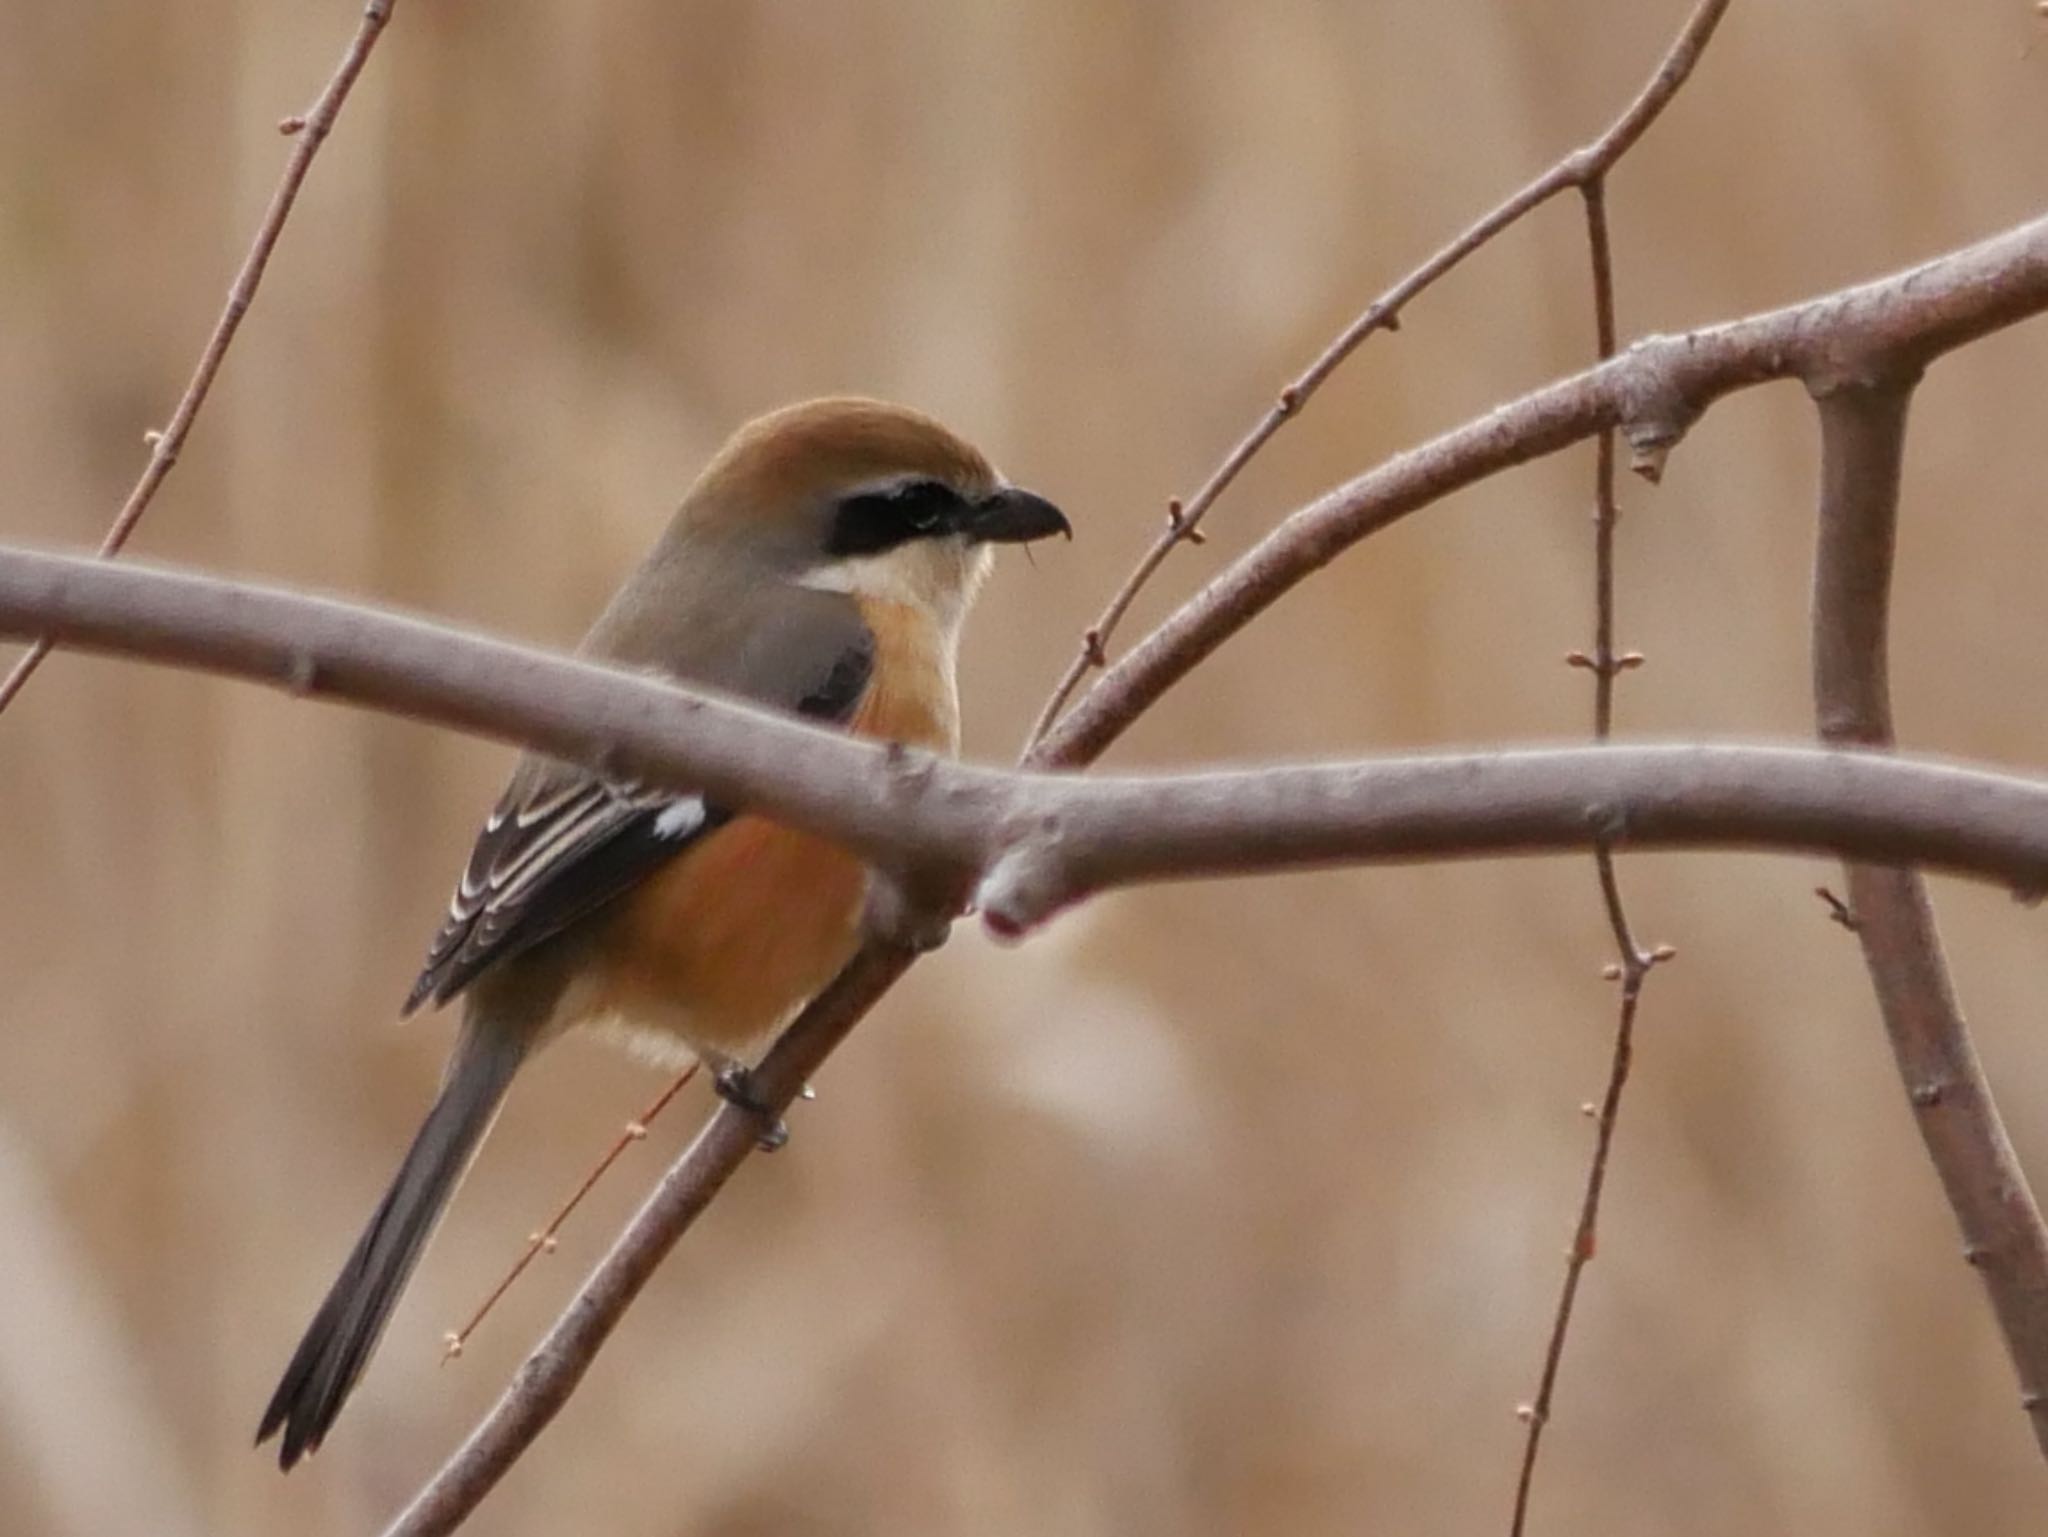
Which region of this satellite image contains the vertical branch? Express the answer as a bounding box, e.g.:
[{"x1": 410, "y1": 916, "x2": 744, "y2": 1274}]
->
[
  {"x1": 0, "y1": 0, "x2": 398, "y2": 716},
  {"x1": 1810, "y1": 373, "x2": 2048, "y2": 1457},
  {"x1": 1507, "y1": 176, "x2": 1672, "y2": 1537}
]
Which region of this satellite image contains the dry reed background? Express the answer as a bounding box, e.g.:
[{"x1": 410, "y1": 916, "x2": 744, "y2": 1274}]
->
[{"x1": 3, "y1": 2, "x2": 2047, "y2": 1533}]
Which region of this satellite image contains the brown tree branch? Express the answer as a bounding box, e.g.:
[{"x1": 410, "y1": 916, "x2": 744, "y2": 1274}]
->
[
  {"x1": 10, "y1": 548, "x2": 2048, "y2": 926},
  {"x1": 1023, "y1": 0, "x2": 1732, "y2": 751},
  {"x1": 1810, "y1": 372, "x2": 2048, "y2": 1456},
  {"x1": 380, "y1": 203, "x2": 2047, "y2": 1529},
  {"x1": 11, "y1": 206, "x2": 2048, "y2": 1523},
  {"x1": 0, "y1": 0, "x2": 398, "y2": 717},
  {"x1": 1037, "y1": 211, "x2": 2048, "y2": 771},
  {"x1": 381, "y1": 944, "x2": 919, "y2": 1537},
  {"x1": 371, "y1": 204, "x2": 2048, "y2": 1535}
]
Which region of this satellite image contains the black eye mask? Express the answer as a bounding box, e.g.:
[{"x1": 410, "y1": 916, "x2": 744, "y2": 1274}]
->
[{"x1": 824, "y1": 479, "x2": 966, "y2": 558}]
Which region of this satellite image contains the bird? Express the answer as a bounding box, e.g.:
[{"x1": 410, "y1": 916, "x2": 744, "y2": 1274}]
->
[{"x1": 255, "y1": 397, "x2": 1069, "y2": 1469}]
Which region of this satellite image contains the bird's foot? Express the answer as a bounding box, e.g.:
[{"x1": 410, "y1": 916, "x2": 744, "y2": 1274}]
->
[{"x1": 713, "y1": 1065, "x2": 789, "y2": 1152}]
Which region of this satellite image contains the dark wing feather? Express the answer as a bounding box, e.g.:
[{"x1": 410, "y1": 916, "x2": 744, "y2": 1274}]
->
[
  {"x1": 401, "y1": 769, "x2": 728, "y2": 1013},
  {"x1": 402, "y1": 620, "x2": 876, "y2": 1014}
]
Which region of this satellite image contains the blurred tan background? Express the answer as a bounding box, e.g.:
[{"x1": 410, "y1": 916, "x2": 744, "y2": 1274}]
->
[{"x1": 2, "y1": 1, "x2": 2046, "y2": 1532}]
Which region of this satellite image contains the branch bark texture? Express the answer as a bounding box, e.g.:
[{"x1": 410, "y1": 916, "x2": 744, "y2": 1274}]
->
[
  {"x1": 1810, "y1": 374, "x2": 2048, "y2": 1454},
  {"x1": 370, "y1": 203, "x2": 2048, "y2": 1534},
  {"x1": 1038, "y1": 212, "x2": 2048, "y2": 770},
  {"x1": 7, "y1": 548, "x2": 2048, "y2": 924}
]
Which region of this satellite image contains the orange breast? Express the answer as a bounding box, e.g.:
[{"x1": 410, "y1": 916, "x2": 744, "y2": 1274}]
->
[{"x1": 583, "y1": 598, "x2": 956, "y2": 1058}]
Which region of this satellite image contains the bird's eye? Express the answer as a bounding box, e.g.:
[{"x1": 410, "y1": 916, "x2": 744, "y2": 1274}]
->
[
  {"x1": 825, "y1": 478, "x2": 963, "y2": 556},
  {"x1": 895, "y1": 482, "x2": 947, "y2": 530}
]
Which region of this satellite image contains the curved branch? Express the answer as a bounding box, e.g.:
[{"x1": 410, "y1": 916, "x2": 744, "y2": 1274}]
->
[
  {"x1": 1036, "y1": 212, "x2": 2048, "y2": 768},
  {"x1": 376, "y1": 212, "x2": 2048, "y2": 1526},
  {"x1": 1023, "y1": 0, "x2": 1732, "y2": 749},
  {"x1": 14, "y1": 545, "x2": 2048, "y2": 1526},
  {"x1": 1810, "y1": 374, "x2": 2048, "y2": 1456},
  {"x1": 6, "y1": 546, "x2": 2048, "y2": 915}
]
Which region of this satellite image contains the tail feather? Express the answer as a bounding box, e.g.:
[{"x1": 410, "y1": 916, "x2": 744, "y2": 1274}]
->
[{"x1": 257, "y1": 1025, "x2": 525, "y2": 1469}]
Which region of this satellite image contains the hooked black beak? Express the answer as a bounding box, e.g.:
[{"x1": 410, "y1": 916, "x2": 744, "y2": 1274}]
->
[{"x1": 963, "y1": 486, "x2": 1071, "y2": 545}]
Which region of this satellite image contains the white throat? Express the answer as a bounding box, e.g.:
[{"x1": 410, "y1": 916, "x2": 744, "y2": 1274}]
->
[{"x1": 798, "y1": 537, "x2": 994, "y2": 646}]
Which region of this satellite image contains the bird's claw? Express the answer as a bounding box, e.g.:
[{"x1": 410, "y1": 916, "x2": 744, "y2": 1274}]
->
[{"x1": 713, "y1": 1065, "x2": 789, "y2": 1152}]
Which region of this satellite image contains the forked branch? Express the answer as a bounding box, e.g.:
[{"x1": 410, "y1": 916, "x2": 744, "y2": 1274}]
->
[
  {"x1": 1810, "y1": 372, "x2": 2048, "y2": 1456},
  {"x1": 1025, "y1": 0, "x2": 1732, "y2": 750}
]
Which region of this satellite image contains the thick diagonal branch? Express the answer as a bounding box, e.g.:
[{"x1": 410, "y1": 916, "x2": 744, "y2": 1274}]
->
[
  {"x1": 1040, "y1": 212, "x2": 2048, "y2": 769},
  {"x1": 1810, "y1": 376, "x2": 2048, "y2": 1456},
  {"x1": 376, "y1": 209, "x2": 2048, "y2": 1533},
  {"x1": 1024, "y1": 0, "x2": 1731, "y2": 749}
]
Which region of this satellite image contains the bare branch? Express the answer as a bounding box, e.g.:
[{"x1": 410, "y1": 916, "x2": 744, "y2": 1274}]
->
[
  {"x1": 1024, "y1": 0, "x2": 1732, "y2": 750},
  {"x1": 441, "y1": 1063, "x2": 702, "y2": 1366},
  {"x1": 0, "y1": 0, "x2": 398, "y2": 717},
  {"x1": 1810, "y1": 372, "x2": 2048, "y2": 1456},
  {"x1": 319, "y1": 209, "x2": 2041, "y2": 1523},
  {"x1": 381, "y1": 946, "x2": 917, "y2": 1537},
  {"x1": 1510, "y1": 170, "x2": 1670, "y2": 1536},
  {"x1": 1038, "y1": 212, "x2": 2048, "y2": 769},
  {"x1": 8, "y1": 547, "x2": 2048, "y2": 914}
]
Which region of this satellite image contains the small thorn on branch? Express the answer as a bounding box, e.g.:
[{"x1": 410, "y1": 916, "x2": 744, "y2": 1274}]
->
[
  {"x1": 278, "y1": 115, "x2": 308, "y2": 136},
  {"x1": 1163, "y1": 499, "x2": 1207, "y2": 546},
  {"x1": 1565, "y1": 649, "x2": 1649, "y2": 678},
  {"x1": 1814, "y1": 886, "x2": 1861, "y2": 931},
  {"x1": 1275, "y1": 385, "x2": 1301, "y2": 416},
  {"x1": 1081, "y1": 628, "x2": 1108, "y2": 667}
]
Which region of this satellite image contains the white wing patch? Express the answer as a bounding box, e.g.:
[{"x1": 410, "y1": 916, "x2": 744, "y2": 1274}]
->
[{"x1": 654, "y1": 799, "x2": 705, "y2": 839}]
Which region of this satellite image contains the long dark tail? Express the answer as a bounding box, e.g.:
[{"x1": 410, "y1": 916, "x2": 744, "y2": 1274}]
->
[{"x1": 257, "y1": 1023, "x2": 526, "y2": 1469}]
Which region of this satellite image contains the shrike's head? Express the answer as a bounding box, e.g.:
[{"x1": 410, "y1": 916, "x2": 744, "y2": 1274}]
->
[{"x1": 667, "y1": 397, "x2": 1070, "y2": 635}]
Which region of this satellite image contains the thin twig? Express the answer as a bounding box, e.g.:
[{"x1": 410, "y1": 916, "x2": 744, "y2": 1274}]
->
[
  {"x1": 1810, "y1": 372, "x2": 2048, "y2": 1457},
  {"x1": 0, "y1": 0, "x2": 398, "y2": 717},
  {"x1": 1022, "y1": 0, "x2": 1733, "y2": 753},
  {"x1": 1508, "y1": 174, "x2": 1670, "y2": 1537},
  {"x1": 441, "y1": 1063, "x2": 699, "y2": 1365}
]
